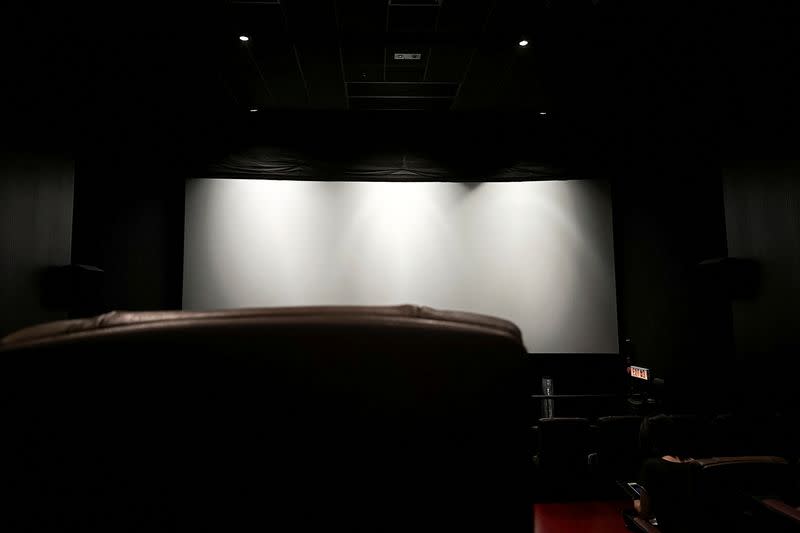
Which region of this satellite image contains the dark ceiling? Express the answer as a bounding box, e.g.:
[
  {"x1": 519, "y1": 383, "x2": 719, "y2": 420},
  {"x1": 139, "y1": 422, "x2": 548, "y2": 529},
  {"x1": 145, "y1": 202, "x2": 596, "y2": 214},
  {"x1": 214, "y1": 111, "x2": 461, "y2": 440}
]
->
[
  {"x1": 4, "y1": 1, "x2": 800, "y2": 156},
  {"x1": 219, "y1": 0, "x2": 550, "y2": 112},
  {"x1": 2, "y1": 1, "x2": 723, "y2": 116}
]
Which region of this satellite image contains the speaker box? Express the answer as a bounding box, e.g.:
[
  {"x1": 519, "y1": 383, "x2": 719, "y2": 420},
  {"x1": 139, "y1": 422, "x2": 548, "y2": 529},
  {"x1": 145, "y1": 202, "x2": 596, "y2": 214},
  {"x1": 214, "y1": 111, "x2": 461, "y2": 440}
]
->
[
  {"x1": 696, "y1": 257, "x2": 760, "y2": 299},
  {"x1": 41, "y1": 264, "x2": 105, "y2": 317}
]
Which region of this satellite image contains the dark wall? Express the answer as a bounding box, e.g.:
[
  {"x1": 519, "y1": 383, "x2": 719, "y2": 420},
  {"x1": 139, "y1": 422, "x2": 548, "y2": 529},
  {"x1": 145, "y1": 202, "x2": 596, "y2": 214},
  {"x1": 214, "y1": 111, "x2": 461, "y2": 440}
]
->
[
  {"x1": 613, "y1": 162, "x2": 734, "y2": 411},
  {"x1": 71, "y1": 154, "x2": 185, "y2": 312},
  {"x1": 723, "y1": 161, "x2": 800, "y2": 408},
  {"x1": 0, "y1": 152, "x2": 74, "y2": 336}
]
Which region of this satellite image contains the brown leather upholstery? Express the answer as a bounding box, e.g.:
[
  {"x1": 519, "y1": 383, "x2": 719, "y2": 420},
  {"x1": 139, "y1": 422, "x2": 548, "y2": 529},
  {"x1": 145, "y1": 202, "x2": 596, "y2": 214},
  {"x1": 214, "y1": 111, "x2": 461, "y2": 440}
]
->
[
  {"x1": 761, "y1": 499, "x2": 800, "y2": 525},
  {"x1": 596, "y1": 415, "x2": 643, "y2": 479},
  {"x1": 0, "y1": 305, "x2": 529, "y2": 532},
  {"x1": 633, "y1": 456, "x2": 793, "y2": 533},
  {"x1": 632, "y1": 516, "x2": 663, "y2": 533},
  {"x1": 0, "y1": 304, "x2": 523, "y2": 348},
  {"x1": 639, "y1": 414, "x2": 710, "y2": 459},
  {"x1": 691, "y1": 456, "x2": 789, "y2": 468},
  {"x1": 689, "y1": 456, "x2": 792, "y2": 532},
  {"x1": 692, "y1": 456, "x2": 792, "y2": 507}
]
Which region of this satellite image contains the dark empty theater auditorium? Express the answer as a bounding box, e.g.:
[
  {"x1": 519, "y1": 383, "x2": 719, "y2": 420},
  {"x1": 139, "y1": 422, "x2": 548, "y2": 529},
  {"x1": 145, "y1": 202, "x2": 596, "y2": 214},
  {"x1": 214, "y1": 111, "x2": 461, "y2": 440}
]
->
[{"x1": 3, "y1": 2, "x2": 800, "y2": 532}]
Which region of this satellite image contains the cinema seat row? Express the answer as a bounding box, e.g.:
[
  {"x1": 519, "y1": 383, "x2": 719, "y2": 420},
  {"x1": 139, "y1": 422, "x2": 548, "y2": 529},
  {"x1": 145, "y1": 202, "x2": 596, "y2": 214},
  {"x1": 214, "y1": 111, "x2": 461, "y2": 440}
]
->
[
  {"x1": 531, "y1": 415, "x2": 644, "y2": 477},
  {"x1": 634, "y1": 414, "x2": 800, "y2": 532},
  {"x1": 2, "y1": 306, "x2": 795, "y2": 531},
  {"x1": 0, "y1": 306, "x2": 531, "y2": 532},
  {"x1": 531, "y1": 415, "x2": 800, "y2": 531},
  {"x1": 531, "y1": 413, "x2": 800, "y2": 474}
]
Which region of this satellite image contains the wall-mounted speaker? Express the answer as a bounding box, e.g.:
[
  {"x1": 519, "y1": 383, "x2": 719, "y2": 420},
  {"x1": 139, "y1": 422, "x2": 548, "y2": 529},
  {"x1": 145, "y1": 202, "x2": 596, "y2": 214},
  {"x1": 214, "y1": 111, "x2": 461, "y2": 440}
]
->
[
  {"x1": 41, "y1": 264, "x2": 105, "y2": 318},
  {"x1": 696, "y1": 257, "x2": 760, "y2": 299}
]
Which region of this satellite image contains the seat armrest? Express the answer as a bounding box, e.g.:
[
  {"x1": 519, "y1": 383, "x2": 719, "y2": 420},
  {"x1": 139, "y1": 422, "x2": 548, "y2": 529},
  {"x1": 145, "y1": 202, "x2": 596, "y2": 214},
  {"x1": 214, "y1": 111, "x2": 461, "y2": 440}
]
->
[
  {"x1": 761, "y1": 499, "x2": 800, "y2": 525},
  {"x1": 691, "y1": 456, "x2": 788, "y2": 468},
  {"x1": 632, "y1": 516, "x2": 662, "y2": 533}
]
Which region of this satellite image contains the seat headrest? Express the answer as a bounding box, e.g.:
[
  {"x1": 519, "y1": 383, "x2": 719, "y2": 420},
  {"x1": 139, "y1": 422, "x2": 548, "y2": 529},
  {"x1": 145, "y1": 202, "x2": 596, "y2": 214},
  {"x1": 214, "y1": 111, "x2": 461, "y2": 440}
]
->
[
  {"x1": 690, "y1": 456, "x2": 792, "y2": 495},
  {"x1": 691, "y1": 456, "x2": 788, "y2": 469},
  {"x1": 1, "y1": 305, "x2": 524, "y2": 350},
  {"x1": 640, "y1": 414, "x2": 708, "y2": 458},
  {"x1": 710, "y1": 413, "x2": 797, "y2": 458}
]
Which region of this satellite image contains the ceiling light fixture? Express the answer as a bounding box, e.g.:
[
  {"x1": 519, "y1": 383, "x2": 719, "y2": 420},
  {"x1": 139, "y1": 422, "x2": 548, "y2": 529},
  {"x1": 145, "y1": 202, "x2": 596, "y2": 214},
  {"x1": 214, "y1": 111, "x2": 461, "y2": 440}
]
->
[
  {"x1": 539, "y1": 111, "x2": 547, "y2": 115},
  {"x1": 239, "y1": 35, "x2": 250, "y2": 42},
  {"x1": 250, "y1": 108, "x2": 258, "y2": 112},
  {"x1": 518, "y1": 39, "x2": 529, "y2": 47}
]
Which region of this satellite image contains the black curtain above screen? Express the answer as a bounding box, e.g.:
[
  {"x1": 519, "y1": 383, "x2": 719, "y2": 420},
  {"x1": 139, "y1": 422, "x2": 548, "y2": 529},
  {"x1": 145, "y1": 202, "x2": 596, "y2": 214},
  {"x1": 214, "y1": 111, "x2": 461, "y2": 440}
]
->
[{"x1": 207, "y1": 146, "x2": 571, "y2": 182}]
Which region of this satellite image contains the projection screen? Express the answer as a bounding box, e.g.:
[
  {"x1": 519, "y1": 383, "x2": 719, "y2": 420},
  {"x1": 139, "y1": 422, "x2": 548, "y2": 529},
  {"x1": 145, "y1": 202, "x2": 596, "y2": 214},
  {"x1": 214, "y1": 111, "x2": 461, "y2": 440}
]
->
[{"x1": 183, "y1": 179, "x2": 618, "y2": 353}]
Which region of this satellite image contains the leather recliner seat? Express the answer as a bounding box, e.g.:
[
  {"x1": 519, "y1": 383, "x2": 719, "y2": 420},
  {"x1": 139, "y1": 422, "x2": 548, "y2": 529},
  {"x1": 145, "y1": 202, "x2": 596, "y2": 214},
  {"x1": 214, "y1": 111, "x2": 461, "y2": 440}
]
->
[
  {"x1": 0, "y1": 305, "x2": 531, "y2": 533},
  {"x1": 595, "y1": 415, "x2": 644, "y2": 480}
]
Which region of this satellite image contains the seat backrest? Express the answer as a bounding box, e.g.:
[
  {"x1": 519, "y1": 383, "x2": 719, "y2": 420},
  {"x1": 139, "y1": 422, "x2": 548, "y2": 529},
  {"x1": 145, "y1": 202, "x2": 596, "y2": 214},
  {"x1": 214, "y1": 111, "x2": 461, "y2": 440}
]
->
[
  {"x1": 639, "y1": 414, "x2": 709, "y2": 459},
  {"x1": 536, "y1": 417, "x2": 592, "y2": 461},
  {"x1": 0, "y1": 305, "x2": 530, "y2": 532},
  {"x1": 597, "y1": 415, "x2": 643, "y2": 453},
  {"x1": 690, "y1": 456, "x2": 792, "y2": 531},
  {"x1": 709, "y1": 413, "x2": 753, "y2": 456},
  {"x1": 596, "y1": 415, "x2": 644, "y2": 476},
  {"x1": 710, "y1": 413, "x2": 797, "y2": 459},
  {"x1": 641, "y1": 456, "x2": 791, "y2": 533},
  {"x1": 691, "y1": 456, "x2": 790, "y2": 488}
]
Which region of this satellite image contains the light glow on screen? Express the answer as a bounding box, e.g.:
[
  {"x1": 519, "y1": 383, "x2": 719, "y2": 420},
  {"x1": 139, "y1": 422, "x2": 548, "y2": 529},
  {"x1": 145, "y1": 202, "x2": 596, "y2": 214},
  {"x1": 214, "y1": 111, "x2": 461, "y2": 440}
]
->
[{"x1": 183, "y1": 179, "x2": 618, "y2": 353}]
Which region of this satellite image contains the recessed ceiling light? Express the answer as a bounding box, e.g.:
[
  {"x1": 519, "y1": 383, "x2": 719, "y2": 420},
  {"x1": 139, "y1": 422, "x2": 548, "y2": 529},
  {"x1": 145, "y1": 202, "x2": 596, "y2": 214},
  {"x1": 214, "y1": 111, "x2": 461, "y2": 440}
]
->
[
  {"x1": 539, "y1": 111, "x2": 547, "y2": 115},
  {"x1": 518, "y1": 39, "x2": 529, "y2": 47},
  {"x1": 239, "y1": 35, "x2": 250, "y2": 42},
  {"x1": 250, "y1": 108, "x2": 258, "y2": 112}
]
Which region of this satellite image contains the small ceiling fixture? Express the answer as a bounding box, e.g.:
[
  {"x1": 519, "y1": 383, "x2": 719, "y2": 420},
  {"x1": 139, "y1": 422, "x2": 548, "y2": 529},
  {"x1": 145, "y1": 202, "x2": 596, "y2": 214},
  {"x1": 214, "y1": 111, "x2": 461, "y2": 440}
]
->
[
  {"x1": 518, "y1": 39, "x2": 529, "y2": 47},
  {"x1": 539, "y1": 111, "x2": 547, "y2": 115},
  {"x1": 239, "y1": 35, "x2": 250, "y2": 42},
  {"x1": 250, "y1": 108, "x2": 258, "y2": 112}
]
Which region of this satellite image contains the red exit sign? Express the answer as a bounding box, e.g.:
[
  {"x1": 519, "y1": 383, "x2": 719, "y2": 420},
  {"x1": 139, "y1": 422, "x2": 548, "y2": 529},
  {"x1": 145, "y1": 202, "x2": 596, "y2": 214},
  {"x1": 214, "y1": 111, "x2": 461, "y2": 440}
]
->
[{"x1": 630, "y1": 366, "x2": 650, "y2": 380}]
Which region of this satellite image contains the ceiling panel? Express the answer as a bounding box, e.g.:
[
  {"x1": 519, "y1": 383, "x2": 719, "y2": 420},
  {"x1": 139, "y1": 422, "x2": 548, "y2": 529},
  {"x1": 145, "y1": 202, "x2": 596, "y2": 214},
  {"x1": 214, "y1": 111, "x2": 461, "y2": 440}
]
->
[
  {"x1": 348, "y1": 82, "x2": 457, "y2": 97},
  {"x1": 295, "y1": 44, "x2": 348, "y2": 108},
  {"x1": 281, "y1": 0, "x2": 338, "y2": 35},
  {"x1": 385, "y1": 66, "x2": 424, "y2": 81},
  {"x1": 387, "y1": 4, "x2": 440, "y2": 33},
  {"x1": 336, "y1": 0, "x2": 388, "y2": 34},
  {"x1": 451, "y1": 47, "x2": 517, "y2": 110},
  {"x1": 436, "y1": 0, "x2": 493, "y2": 34},
  {"x1": 388, "y1": 0, "x2": 441, "y2": 5},
  {"x1": 483, "y1": 1, "x2": 541, "y2": 37},
  {"x1": 250, "y1": 41, "x2": 308, "y2": 107},
  {"x1": 502, "y1": 46, "x2": 547, "y2": 110},
  {"x1": 342, "y1": 45, "x2": 385, "y2": 81},
  {"x1": 385, "y1": 45, "x2": 427, "y2": 81},
  {"x1": 349, "y1": 96, "x2": 452, "y2": 111},
  {"x1": 426, "y1": 45, "x2": 474, "y2": 82},
  {"x1": 229, "y1": 3, "x2": 287, "y2": 39},
  {"x1": 387, "y1": 46, "x2": 427, "y2": 64},
  {"x1": 221, "y1": 40, "x2": 275, "y2": 110}
]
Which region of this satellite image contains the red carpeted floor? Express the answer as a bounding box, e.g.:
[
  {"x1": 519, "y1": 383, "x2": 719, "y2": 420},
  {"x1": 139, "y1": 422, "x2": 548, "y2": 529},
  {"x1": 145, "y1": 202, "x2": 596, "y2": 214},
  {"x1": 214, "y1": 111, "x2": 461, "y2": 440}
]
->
[{"x1": 533, "y1": 500, "x2": 633, "y2": 533}]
